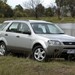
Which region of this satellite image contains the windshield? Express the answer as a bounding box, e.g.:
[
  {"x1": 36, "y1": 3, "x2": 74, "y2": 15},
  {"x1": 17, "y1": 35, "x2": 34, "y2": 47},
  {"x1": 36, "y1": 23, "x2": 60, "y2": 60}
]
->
[
  {"x1": 0, "y1": 22, "x2": 9, "y2": 31},
  {"x1": 31, "y1": 23, "x2": 64, "y2": 34}
]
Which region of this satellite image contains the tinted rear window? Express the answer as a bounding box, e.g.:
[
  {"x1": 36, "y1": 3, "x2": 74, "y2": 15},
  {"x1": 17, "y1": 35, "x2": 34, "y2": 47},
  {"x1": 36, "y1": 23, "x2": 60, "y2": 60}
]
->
[{"x1": 0, "y1": 22, "x2": 9, "y2": 31}]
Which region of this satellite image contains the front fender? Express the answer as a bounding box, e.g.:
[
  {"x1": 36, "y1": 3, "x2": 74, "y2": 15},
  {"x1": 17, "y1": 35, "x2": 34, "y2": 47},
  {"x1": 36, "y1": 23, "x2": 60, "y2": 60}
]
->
[{"x1": 32, "y1": 40, "x2": 48, "y2": 50}]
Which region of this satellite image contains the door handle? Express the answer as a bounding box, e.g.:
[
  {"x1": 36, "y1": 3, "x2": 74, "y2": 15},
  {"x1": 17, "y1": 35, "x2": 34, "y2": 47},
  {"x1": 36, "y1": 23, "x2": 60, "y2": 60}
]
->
[
  {"x1": 5, "y1": 34, "x2": 8, "y2": 36},
  {"x1": 16, "y1": 36, "x2": 20, "y2": 38}
]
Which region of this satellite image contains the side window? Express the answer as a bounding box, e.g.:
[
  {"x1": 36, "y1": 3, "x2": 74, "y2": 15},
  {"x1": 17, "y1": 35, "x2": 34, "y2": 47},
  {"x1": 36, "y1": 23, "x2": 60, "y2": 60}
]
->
[
  {"x1": 7, "y1": 22, "x2": 19, "y2": 32},
  {"x1": 18, "y1": 23, "x2": 30, "y2": 33}
]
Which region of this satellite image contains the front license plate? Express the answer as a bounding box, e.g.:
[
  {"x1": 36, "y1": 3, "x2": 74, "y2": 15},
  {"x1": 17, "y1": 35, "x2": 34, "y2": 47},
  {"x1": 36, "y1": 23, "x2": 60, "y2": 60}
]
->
[{"x1": 67, "y1": 50, "x2": 75, "y2": 54}]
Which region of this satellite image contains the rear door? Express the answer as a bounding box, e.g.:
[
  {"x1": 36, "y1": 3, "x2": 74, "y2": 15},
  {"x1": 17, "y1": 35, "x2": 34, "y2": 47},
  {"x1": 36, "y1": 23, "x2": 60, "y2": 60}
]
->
[{"x1": 2, "y1": 22, "x2": 20, "y2": 51}]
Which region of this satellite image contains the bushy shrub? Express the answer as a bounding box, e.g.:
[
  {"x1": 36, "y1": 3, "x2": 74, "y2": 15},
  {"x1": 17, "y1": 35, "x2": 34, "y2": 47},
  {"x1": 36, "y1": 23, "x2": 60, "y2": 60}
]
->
[
  {"x1": 14, "y1": 11, "x2": 27, "y2": 17},
  {"x1": 0, "y1": 13, "x2": 4, "y2": 18}
]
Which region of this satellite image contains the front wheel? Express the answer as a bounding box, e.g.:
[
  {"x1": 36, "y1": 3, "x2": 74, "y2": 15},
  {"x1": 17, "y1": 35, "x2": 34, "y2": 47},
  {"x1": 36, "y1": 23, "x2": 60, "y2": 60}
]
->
[
  {"x1": 33, "y1": 45, "x2": 47, "y2": 62},
  {"x1": 0, "y1": 42, "x2": 7, "y2": 56}
]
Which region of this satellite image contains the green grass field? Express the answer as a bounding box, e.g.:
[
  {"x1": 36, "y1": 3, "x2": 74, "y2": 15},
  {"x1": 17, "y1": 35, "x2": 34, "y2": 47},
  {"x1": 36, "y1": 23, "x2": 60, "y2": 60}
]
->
[
  {"x1": 0, "y1": 56, "x2": 75, "y2": 75},
  {"x1": 0, "y1": 17, "x2": 75, "y2": 23}
]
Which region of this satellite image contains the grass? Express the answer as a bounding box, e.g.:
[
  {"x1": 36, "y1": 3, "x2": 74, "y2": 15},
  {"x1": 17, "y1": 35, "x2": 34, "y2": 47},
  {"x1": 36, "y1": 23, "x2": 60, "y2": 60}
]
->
[
  {"x1": 0, "y1": 56, "x2": 75, "y2": 75},
  {"x1": 0, "y1": 17, "x2": 75, "y2": 23}
]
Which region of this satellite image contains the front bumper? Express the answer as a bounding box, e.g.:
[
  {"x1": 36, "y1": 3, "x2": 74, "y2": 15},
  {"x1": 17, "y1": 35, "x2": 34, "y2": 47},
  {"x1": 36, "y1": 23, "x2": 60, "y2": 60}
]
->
[
  {"x1": 45, "y1": 45, "x2": 75, "y2": 56},
  {"x1": 62, "y1": 45, "x2": 75, "y2": 54}
]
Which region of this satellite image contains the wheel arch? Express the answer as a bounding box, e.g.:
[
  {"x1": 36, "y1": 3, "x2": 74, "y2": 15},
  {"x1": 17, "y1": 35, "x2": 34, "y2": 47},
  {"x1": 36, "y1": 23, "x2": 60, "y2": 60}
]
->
[
  {"x1": 0, "y1": 40, "x2": 5, "y2": 43},
  {"x1": 32, "y1": 40, "x2": 47, "y2": 51},
  {"x1": 32, "y1": 43, "x2": 43, "y2": 51}
]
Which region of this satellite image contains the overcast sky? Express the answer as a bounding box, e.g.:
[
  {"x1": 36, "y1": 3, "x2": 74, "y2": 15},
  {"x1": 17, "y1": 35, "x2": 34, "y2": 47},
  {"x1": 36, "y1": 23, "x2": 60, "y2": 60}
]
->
[{"x1": 7, "y1": 0, "x2": 56, "y2": 8}]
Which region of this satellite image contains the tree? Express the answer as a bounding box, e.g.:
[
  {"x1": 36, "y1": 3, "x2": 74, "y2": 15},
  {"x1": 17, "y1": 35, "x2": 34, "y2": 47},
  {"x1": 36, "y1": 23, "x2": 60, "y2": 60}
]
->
[
  {"x1": 56, "y1": 0, "x2": 75, "y2": 17},
  {"x1": 15, "y1": 5, "x2": 23, "y2": 12},
  {"x1": 45, "y1": 7, "x2": 54, "y2": 17},
  {"x1": 24, "y1": 9, "x2": 32, "y2": 17},
  {"x1": 56, "y1": 0, "x2": 63, "y2": 19},
  {"x1": 4, "y1": 4, "x2": 13, "y2": 17},
  {"x1": 24, "y1": 0, "x2": 43, "y2": 18},
  {"x1": 0, "y1": 0, "x2": 13, "y2": 17},
  {"x1": 0, "y1": 0, "x2": 7, "y2": 3},
  {"x1": 35, "y1": 4, "x2": 45, "y2": 17},
  {"x1": 14, "y1": 4, "x2": 27, "y2": 17}
]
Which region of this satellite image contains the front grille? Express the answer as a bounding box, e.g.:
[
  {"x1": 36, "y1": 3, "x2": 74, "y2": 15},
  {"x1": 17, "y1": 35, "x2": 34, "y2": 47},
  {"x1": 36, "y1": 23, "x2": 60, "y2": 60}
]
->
[{"x1": 63, "y1": 42, "x2": 75, "y2": 45}]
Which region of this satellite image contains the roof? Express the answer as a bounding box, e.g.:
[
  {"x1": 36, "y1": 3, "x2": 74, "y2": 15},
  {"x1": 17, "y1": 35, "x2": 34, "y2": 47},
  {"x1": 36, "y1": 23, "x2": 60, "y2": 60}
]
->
[
  {"x1": 4, "y1": 20, "x2": 28, "y2": 23},
  {"x1": 29, "y1": 20, "x2": 47, "y2": 23},
  {"x1": 4, "y1": 20, "x2": 51, "y2": 23}
]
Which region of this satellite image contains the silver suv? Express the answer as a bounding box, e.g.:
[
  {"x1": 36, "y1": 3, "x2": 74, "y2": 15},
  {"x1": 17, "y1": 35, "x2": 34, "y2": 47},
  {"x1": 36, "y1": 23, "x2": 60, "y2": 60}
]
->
[{"x1": 0, "y1": 20, "x2": 75, "y2": 61}]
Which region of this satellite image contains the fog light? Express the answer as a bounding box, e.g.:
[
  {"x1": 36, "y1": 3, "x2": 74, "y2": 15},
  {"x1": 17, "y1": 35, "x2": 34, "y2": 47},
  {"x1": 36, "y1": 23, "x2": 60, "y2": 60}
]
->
[{"x1": 54, "y1": 49, "x2": 59, "y2": 52}]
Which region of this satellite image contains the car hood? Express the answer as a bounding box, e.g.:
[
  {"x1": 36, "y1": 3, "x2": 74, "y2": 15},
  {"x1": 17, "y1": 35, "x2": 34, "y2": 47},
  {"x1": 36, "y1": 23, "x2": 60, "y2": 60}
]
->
[{"x1": 39, "y1": 34, "x2": 75, "y2": 42}]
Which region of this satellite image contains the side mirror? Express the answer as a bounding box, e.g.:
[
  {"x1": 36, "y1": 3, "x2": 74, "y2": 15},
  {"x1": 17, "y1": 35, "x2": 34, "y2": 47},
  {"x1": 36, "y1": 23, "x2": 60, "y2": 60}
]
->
[{"x1": 23, "y1": 31, "x2": 31, "y2": 35}]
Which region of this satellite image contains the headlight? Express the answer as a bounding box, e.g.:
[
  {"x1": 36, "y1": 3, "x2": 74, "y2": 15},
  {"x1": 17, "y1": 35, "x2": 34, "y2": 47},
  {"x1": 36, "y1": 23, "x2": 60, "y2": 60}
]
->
[{"x1": 48, "y1": 40, "x2": 61, "y2": 45}]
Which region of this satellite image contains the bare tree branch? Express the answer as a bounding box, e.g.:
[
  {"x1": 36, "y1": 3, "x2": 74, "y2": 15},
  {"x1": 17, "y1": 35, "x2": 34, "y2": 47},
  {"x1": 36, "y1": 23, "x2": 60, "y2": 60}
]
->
[
  {"x1": 23, "y1": 0, "x2": 44, "y2": 18},
  {"x1": 24, "y1": 0, "x2": 43, "y2": 9}
]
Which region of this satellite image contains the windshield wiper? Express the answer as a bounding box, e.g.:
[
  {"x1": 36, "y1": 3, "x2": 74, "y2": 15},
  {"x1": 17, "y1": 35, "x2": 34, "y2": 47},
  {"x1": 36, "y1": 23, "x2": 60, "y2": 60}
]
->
[
  {"x1": 48, "y1": 33, "x2": 65, "y2": 34},
  {"x1": 57, "y1": 33, "x2": 64, "y2": 34}
]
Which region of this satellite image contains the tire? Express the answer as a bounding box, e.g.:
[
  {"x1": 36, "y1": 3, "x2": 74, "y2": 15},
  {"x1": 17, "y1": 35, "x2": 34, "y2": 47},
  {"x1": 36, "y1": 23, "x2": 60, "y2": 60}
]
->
[
  {"x1": 64, "y1": 54, "x2": 73, "y2": 61},
  {"x1": 33, "y1": 45, "x2": 47, "y2": 62},
  {"x1": 64, "y1": 55, "x2": 68, "y2": 61},
  {"x1": 64, "y1": 56, "x2": 68, "y2": 61},
  {"x1": 0, "y1": 42, "x2": 8, "y2": 56},
  {"x1": 68, "y1": 54, "x2": 73, "y2": 61}
]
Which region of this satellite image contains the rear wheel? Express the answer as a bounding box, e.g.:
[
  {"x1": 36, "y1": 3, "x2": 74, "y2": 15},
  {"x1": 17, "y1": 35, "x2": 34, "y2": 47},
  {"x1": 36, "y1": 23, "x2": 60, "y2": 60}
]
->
[
  {"x1": 33, "y1": 45, "x2": 47, "y2": 62},
  {"x1": 0, "y1": 42, "x2": 7, "y2": 56}
]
